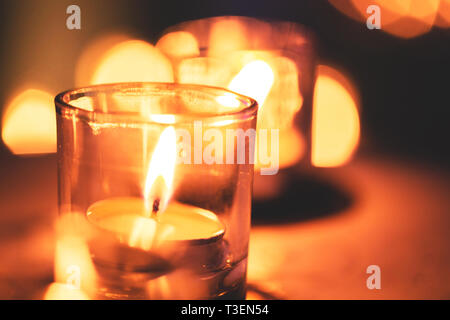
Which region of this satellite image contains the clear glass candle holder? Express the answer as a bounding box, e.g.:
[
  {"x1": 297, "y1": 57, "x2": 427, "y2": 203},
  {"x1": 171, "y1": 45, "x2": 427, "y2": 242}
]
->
[
  {"x1": 156, "y1": 16, "x2": 317, "y2": 200},
  {"x1": 55, "y1": 82, "x2": 257, "y2": 299}
]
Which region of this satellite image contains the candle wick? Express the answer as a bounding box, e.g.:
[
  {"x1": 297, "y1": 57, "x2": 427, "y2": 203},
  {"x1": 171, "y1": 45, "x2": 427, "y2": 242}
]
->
[{"x1": 152, "y1": 199, "x2": 160, "y2": 216}]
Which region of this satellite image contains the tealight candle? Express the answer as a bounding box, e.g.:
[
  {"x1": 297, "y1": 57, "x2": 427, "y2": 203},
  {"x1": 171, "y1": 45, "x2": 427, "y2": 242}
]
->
[
  {"x1": 87, "y1": 125, "x2": 227, "y2": 273},
  {"x1": 55, "y1": 83, "x2": 257, "y2": 299},
  {"x1": 86, "y1": 197, "x2": 229, "y2": 287},
  {"x1": 87, "y1": 197, "x2": 225, "y2": 251}
]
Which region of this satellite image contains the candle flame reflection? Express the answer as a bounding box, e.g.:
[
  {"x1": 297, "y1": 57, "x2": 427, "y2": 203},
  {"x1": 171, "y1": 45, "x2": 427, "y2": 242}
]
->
[
  {"x1": 44, "y1": 283, "x2": 90, "y2": 300},
  {"x1": 49, "y1": 213, "x2": 97, "y2": 299},
  {"x1": 128, "y1": 217, "x2": 157, "y2": 250},
  {"x1": 221, "y1": 58, "x2": 306, "y2": 170}
]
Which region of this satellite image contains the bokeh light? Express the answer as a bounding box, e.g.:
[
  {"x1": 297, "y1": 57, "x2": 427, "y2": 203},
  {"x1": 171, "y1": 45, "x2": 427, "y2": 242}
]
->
[
  {"x1": 330, "y1": 0, "x2": 447, "y2": 38},
  {"x1": 1, "y1": 89, "x2": 56, "y2": 155},
  {"x1": 90, "y1": 40, "x2": 174, "y2": 84},
  {"x1": 312, "y1": 65, "x2": 360, "y2": 167}
]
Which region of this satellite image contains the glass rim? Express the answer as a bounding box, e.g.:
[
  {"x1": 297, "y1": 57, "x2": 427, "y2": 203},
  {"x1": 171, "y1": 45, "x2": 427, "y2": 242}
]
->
[{"x1": 55, "y1": 82, "x2": 258, "y2": 125}]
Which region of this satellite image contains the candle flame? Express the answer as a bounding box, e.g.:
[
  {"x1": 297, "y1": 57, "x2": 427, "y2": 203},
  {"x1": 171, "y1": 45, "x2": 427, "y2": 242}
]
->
[
  {"x1": 144, "y1": 126, "x2": 177, "y2": 216},
  {"x1": 227, "y1": 60, "x2": 274, "y2": 109}
]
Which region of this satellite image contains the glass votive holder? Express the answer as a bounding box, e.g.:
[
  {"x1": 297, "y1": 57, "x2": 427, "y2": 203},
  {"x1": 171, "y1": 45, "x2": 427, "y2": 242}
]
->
[
  {"x1": 156, "y1": 16, "x2": 317, "y2": 200},
  {"x1": 55, "y1": 82, "x2": 257, "y2": 299}
]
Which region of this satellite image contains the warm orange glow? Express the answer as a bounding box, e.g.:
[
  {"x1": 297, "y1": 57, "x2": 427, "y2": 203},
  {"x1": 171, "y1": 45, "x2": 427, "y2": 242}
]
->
[
  {"x1": 404, "y1": 0, "x2": 440, "y2": 21},
  {"x1": 1, "y1": 89, "x2": 56, "y2": 155},
  {"x1": 144, "y1": 126, "x2": 177, "y2": 215},
  {"x1": 225, "y1": 60, "x2": 276, "y2": 170},
  {"x1": 248, "y1": 231, "x2": 285, "y2": 285},
  {"x1": 178, "y1": 57, "x2": 232, "y2": 88},
  {"x1": 330, "y1": 0, "x2": 446, "y2": 38},
  {"x1": 128, "y1": 216, "x2": 158, "y2": 250},
  {"x1": 249, "y1": 158, "x2": 450, "y2": 299},
  {"x1": 259, "y1": 56, "x2": 303, "y2": 130},
  {"x1": 225, "y1": 52, "x2": 303, "y2": 130},
  {"x1": 87, "y1": 198, "x2": 223, "y2": 246},
  {"x1": 278, "y1": 129, "x2": 306, "y2": 169},
  {"x1": 156, "y1": 31, "x2": 200, "y2": 60},
  {"x1": 162, "y1": 17, "x2": 309, "y2": 169},
  {"x1": 148, "y1": 114, "x2": 176, "y2": 124},
  {"x1": 312, "y1": 65, "x2": 360, "y2": 167},
  {"x1": 436, "y1": 0, "x2": 450, "y2": 27},
  {"x1": 227, "y1": 60, "x2": 274, "y2": 109},
  {"x1": 44, "y1": 283, "x2": 90, "y2": 300},
  {"x1": 208, "y1": 18, "x2": 247, "y2": 57},
  {"x1": 147, "y1": 269, "x2": 207, "y2": 299},
  {"x1": 376, "y1": 0, "x2": 439, "y2": 38},
  {"x1": 91, "y1": 40, "x2": 174, "y2": 84},
  {"x1": 215, "y1": 93, "x2": 242, "y2": 109},
  {"x1": 225, "y1": 58, "x2": 305, "y2": 169},
  {"x1": 53, "y1": 216, "x2": 97, "y2": 299},
  {"x1": 54, "y1": 236, "x2": 95, "y2": 284},
  {"x1": 75, "y1": 33, "x2": 130, "y2": 86}
]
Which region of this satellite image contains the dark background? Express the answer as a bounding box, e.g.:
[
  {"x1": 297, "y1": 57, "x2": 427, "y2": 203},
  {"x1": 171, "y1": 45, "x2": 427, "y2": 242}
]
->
[{"x1": 0, "y1": 0, "x2": 449, "y2": 166}]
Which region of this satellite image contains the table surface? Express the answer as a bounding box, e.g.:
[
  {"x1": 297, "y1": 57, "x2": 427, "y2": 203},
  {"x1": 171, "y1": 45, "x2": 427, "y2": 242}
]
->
[{"x1": 0, "y1": 152, "x2": 449, "y2": 299}]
